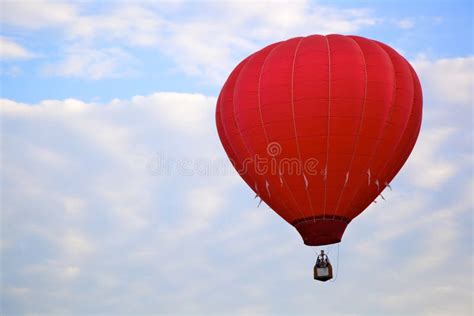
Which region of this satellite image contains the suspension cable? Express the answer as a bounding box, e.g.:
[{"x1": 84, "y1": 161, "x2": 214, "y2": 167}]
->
[{"x1": 330, "y1": 243, "x2": 340, "y2": 282}]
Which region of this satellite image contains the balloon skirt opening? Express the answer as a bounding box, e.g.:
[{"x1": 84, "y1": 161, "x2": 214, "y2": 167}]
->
[{"x1": 292, "y1": 217, "x2": 350, "y2": 246}]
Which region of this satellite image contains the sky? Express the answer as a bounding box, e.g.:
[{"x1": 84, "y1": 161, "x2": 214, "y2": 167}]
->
[{"x1": 0, "y1": 0, "x2": 473, "y2": 315}]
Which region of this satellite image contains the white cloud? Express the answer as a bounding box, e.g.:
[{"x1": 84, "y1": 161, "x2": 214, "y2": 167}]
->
[
  {"x1": 2, "y1": 90, "x2": 260, "y2": 314},
  {"x1": 187, "y1": 186, "x2": 224, "y2": 219},
  {"x1": 28, "y1": 143, "x2": 71, "y2": 169},
  {"x1": 1, "y1": 1, "x2": 379, "y2": 82},
  {"x1": 60, "y1": 232, "x2": 94, "y2": 257},
  {"x1": 406, "y1": 127, "x2": 457, "y2": 188},
  {"x1": 163, "y1": 185, "x2": 228, "y2": 240},
  {"x1": 41, "y1": 46, "x2": 138, "y2": 79},
  {"x1": 0, "y1": 0, "x2": 77, "y2": 29},
  {"x1": 0, "y1": 65, "x2": 22, "y2": 76},
  {"x1": 0, "y1": 2, "x2": 162, "y2": 79},
  {"x1": 396, "y1": 18, "x2": 415, "y2": 29},
  {"x1": 4, "y1": 287, "x2": 31, "y2": 296},
  {"x1": 67, "y1": 4, "x2": 164, "y2": 47},
  {"x1": 0, "y1": 37, "x2": 34, "y2": 59},
  {"x1": 130, "y1": 92, "x2": 215, "y2": 133},
  {"x1": 162, "y1": 2, "x2": 378, "y2": 83},
  {"x1": 0, "y1": 91, "x2": 224, "y2": 254},
  {"x1": 62, "y1": 266, "x2": 81, "y2": 279},
  {"x1": 413, "y1": 55, "x2": 474, "y2": 105},
  {"x1": 63, "y1": 197, "x2": 87, "y2": 216}
]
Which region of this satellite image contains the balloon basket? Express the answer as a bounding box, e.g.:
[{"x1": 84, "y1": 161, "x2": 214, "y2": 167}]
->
[
  {"x1": 314, "y1": 262, "x2": 333, "y2": 282},
  {"x1": 313, "y1": 250, "x2": 333, "y2": 282}
]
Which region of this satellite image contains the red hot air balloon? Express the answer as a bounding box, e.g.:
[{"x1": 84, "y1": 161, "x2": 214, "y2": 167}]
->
[{"x1": 216, "y1": 34, "x2": 422, "y2": 248}]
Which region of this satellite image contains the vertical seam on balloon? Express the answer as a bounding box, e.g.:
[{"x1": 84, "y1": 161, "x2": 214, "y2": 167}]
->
[
  {"x1": 220, "y1": 60, "x2": 253, "y2": 173},
  {"x1": 322, "y1": 35, "x2": 331, "y2": 218},
  {"x1": 398, "y1": 68, "x2": 422, "y2": 172},
  {"x1": 371, "y1": 54, "x2": 416, "y2": 189},
  {"x1": 290, "y1": 37, "x2": 316, "y2": 219},
  {"x1": 332, "y1": 37, "x2": 368, "y2": 219},
  {"x1": 229, "y1": 52, "x2": 294, "y2": 218},
  {"x1": 382, "y1": 64, "x2": 420, "y2": 183},
  {"x1": 217, "y1": 91, "x2": 239, "y2": 172},
  {"x1": 342, "y1": 40, "x2": 398, "y2": 216},
  {"x1": 256, "y1": 40, "x2": 308, "y2": 221},
  {"x1": 220, "y1": 60, "x2": 257, "y2": 178}
]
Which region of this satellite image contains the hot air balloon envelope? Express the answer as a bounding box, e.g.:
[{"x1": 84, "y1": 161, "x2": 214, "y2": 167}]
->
[{"x1": 216, "y1": 34, "x2": 422, "y2": 246}]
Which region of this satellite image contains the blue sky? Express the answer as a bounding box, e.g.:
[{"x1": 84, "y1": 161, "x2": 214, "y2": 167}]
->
[{"x1": 1, "y1": 1, "x2": 473, "y2": 315}]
